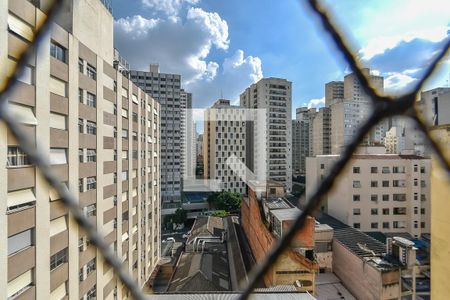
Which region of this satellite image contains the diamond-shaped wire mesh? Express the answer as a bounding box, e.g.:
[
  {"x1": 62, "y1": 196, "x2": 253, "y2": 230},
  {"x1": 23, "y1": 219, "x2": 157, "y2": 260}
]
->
[{"x1": 0, "y1": 0, "x2": 449, "y2": 300}]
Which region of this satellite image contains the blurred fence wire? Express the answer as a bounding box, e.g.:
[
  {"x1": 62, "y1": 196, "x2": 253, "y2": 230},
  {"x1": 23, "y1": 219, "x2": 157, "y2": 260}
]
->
[{"x1": 0, "y1": 0, "x2": 448, "y2": 300}]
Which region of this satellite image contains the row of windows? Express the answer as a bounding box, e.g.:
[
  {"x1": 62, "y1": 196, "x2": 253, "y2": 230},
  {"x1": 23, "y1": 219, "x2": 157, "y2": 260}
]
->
[
  {"x1": 353, "y1": 179, "x2": 426, "y2": 188},
  {"x1": 353, "y1": 221, "x2": 426, "y2": 230},
  {"x1": 79, "y1": 177, "x2": 97, "y2": 192},
  {"x1": 352, "y1": 165, "x2": 426, "y2": 174}
]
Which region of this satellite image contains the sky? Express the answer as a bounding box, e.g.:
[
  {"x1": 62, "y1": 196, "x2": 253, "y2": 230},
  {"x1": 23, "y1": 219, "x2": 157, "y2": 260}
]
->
[{"x1": 112, "y1": 0, "x2": 450, "y2": 111}]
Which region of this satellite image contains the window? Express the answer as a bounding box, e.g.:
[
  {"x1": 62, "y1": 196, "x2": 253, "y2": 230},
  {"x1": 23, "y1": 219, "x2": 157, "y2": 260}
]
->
[
  {"x1": 132, "y1": 131, "x2": 138, "y2": 141},
  {"x1": 383, "y1": 222, "x2": 390, "y2": 229},
  {"x1": 393, "y1": 194, "x2": 406, "y2": 201},
  {"x1": 79, "y1": 58, "x2": 84, "y2": 73},
  {"x1": 49, "y1": 148, "x2": 67, "y2": 165},
  {"x1": 7, "y1": 269, "x2": 33, "y2": 299},
  {"x1": 320, "y1": 164, "x2": 324, "y2": 169},
  {"x1": 50, "y1": 216, "x2": 67, "y2": 237},
  {"x1": 79, "y1": 178, "x2": 84, "y2": 193},
  {"x1": 86, "y1": 121, "x2": 96, "y2": 135},
  {"x1": 7, "y1": 188, "x2": 36, "y2": 212},
  {"x1": 353, "y1": 223, "x2": 360, "y2": 229},
  {"x1": 420, "y1": 166, "x2": 426, "y2": 174},
  {"x1": 50, "y1": 41, "x2": 66, "y2": 62},
  {"x1": 122, "y1": 108, "x2": 128, "y2": 119},
  {"x1": 421, "y1": 222, "x2": 426, "y2": 229},
  {"x1": 86, "y1": 177, "x2": 96, "y2": 190},
  {"x1": 87, "y1": 149, "x2": 96, "y2": 162},
  {"x1": 353, "y1": 181, "x2": 361, "y2": 188},
  {"x1": 86, "y1": 63, "x2": 96, "y2": 80},
  {"x1": 371, "y1": 208, "x2": 378, "y2": 215},
  {"x1": 86, "y1": 92, "x2": 96, "y2": 108},
  {"x1": 86, "y1": 285, "x2": 97, "y2": 300},
  {"x1": 86, "y1": 259, "x2": 96, "y2": 275},
  {"x1": 8, "y1": 229, "x2": 33, "y2": 256},
  {"x1": 17, "y1": 65, "x2": 34, "y2": 85},
  {"x1": 7, "y1": 146, "x2": 30, "y2": 166},
  {"x1": 370, "y1": 181, "x2": 378, "y2": 187},
  {"x1": 421, "y1": 208, "x2": 426, "y2": 215},
  {"x1": 382, "y1": 180, "x2": 389, "y2": 187},
  {"x1": 122, "y1": 150, "x2": 128, "y2": 159},
  {"x1": 371, "y1": 194, "x2": 378, "y2": 202},
  {"x1": 353, "y1": 167, "x2": 360, "y2": 174},
  {"x1": 132, "y1": 112, "x2": 138, "y2": 122},
  {"x1": 393, "y1": 207, "x2": 407, "y2": 215},
  {"x1": 122, "y1": 129, "x2": 129, "y2": 139},
  {"x1": 353, "y1": 208, "x2": 360, "y2": 215},
  {"x1": 371, "y1": 222, "x2": 378, "y2": 229},
  {"x1": 85, "y1": 204, "x2": 96, "y2": 217},
  {"x1": 8, "y1": 13, "x2": 33, "y2": 41},
  {"x1": 50, "y1": 112, "x2": 67, "y2": 130},
  {"x1": 50, "y1": 76, "x2": 67, "y2": 97},
  {"x1": 122, "y1": 171, "x2": 128, "y2": 181},
  {"x1": 79, "y1": 118, "x2": 84, "y2": 133},
  {"x1": 382, "y1": 167, "x2": 390, "y2": 174},
  {"x1": 9, "y1": 103, "x2": 37, "y2": 125},
  {"x1": 50, "y1": 248, "x2": 68, "y2": 270},
  {"x1": 370, "y1": 167, "x2": 378, "y2": 173}
]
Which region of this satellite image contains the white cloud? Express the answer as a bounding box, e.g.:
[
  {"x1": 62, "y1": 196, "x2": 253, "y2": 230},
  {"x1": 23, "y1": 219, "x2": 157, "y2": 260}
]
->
[
  {"x1": 384, "y1": 72, "x2": 418, "y2": 93},
  {"x1": 114, "y1": 8, "x2": 229, "y2": 85},
  {"x1": 142, "y1": 0, "x2": 200, "y2": 16},
  {"x1": 186, "y1": 49, "x2": 263, "y2": 107},
  {"x1": 114, "y1": 9, "x2": 262, "y2": 107},
  {"x1": 305, "y1": 97, "x2": 325, "y2": 109},
  {"x1": 360, "y1": 26, "x2": 449, "y2": 60}
]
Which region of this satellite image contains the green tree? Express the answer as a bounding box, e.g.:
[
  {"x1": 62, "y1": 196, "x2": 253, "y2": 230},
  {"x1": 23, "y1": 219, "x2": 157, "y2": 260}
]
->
[
  {"x1": 210, "y1": 192, "x2": 242, "y2": 212},
  {"x1": 171, "y1": 208, "x2": 187, "y2": 225},
  {"x1": 211, "y1": 210, "x2": 229, "y2": 217}
]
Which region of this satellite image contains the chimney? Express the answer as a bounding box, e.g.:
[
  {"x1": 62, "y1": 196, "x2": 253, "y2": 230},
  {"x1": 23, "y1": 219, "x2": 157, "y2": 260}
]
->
[{"x1": 149, "y1": 64, "x2": 160, "y2": 73}]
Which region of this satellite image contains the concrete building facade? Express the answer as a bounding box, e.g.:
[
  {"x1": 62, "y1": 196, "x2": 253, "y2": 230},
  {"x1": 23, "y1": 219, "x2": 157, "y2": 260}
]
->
[
  {"x1": 306, "y1": 147, "x2": 430, "y2": 238},
  {"x1": 203, "y1": 99, "x2": 246, "y2": 193},
  {"x1": 325, "y1": 81, "x2": 344, "y2": 106},
  {"x1": 419, "y1": 87, "x2": 450, "y2": 126},
  {"x1": 130, "y1": 65, "x2": 185, "y2": 209},
  {"x1": 292, "y1": 107, "x2": 316, "y2": 175},
  {"x1": 240, "y1": 78, "x2": 292, "y2": 192},
  {"x1": 0, "y1": 1, "x2": 161, "y2": 299}
]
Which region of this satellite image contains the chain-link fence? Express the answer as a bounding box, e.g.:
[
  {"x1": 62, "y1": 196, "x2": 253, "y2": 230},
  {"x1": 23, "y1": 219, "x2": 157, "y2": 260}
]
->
[{"x1": 1, "y1": 0, "x2": 449, "y2": 299}]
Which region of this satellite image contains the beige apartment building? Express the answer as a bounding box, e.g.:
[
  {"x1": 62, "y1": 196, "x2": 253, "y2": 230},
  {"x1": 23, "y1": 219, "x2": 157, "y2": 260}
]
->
[
  {"x1": 306, "y1": 147, "x2": 430, "y2": 238},
  {"x1": 203, "y1": 99, "x2": 246, "y2": 193},
  {"x1": 240, "y1": 78, "x2": 292, "y2": 192},
  {"x1": 0, "y1": 0, "x2": 161, "y2": 299}
]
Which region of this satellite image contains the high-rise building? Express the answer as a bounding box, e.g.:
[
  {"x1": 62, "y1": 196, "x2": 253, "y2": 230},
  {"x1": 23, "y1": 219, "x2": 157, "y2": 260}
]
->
[
  {"x1": 418, "y1": 87, "x2": 450, "y2": 126},
  {"x1": 203, "y1": 99, "x2": 247, "y2": 193},
  {"x1": 240, "y1": 78, "x2": 292, "y2": 192},
  {"x1": 306, "y1": 147, "x2": 430, "y2": 238},
  {"x1": 329, "y1": 69, "x2": 386, "y2": 154},
  {"x1": 130, "y1": 65, "x2": 186, "y2": 210},
  {"x1": 292, "y1": 107, "x2": 316, "y2": 175},
  {"x1": 325, "y1": 81, "x2": 344, "y2": 106},
  {"x1": 1, "y1": 1, "x2": 161, "y2": 299},
  {"x1": 311, "y1": 107, "x2": 331, "y2": 156}
]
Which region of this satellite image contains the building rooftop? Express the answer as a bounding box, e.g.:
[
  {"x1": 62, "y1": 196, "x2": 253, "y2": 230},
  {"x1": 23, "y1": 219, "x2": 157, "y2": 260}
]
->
[
  {"x1": 167, "y1": 248, "x2": 230, "y2": 292},
  {"x1": 315, "y1": 273, "x2": 356, "y2": 300},
  {"x1": 317, "y1": 214, "x2": 402, "y2": 271},
  {"x1": 187, "y1": 216, "x2": 225, "y2": 245},
  {"x1": 270, "y1": 207, "x2": 301, "y2": 221},
  {"x1": 316, "y1": 154, "x2": 427, "y2": 160},
  {"x1": 149, "y1": 293, "x2": 316, "y2": 300},
  {"x1": 263, "y1": 197, "x2": 292, "y2": 210}
]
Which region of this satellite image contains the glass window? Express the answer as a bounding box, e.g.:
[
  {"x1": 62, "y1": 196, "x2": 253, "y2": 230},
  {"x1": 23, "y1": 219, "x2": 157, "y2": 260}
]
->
[
  {"x1": 86, "y1": 92, "x2": 96, "y2": 107},
  {"x1": 86, "y1": 121, "x2": 96, "y2": 135},
  {"x1": 50, "y1": 248, "x2": 68, "y2": 270},
  {"x1": 8, "y1": 229, "x2": 33, "y2": 256},
  {"x1": 86, "y1": 149, "x2": 96, "y2": 162},
  {"x1": 86, "y1": 177, "x2": 96, "y2": 190},
  {"x1": 86, "y1": 64, "x2": 96, "y2": 80},
  {"x1": 7, "y1": 146, "x2": 30, "y2": 166},
  {"x1": 50, "y1": 41, "x2": 66, "y2": 63}
]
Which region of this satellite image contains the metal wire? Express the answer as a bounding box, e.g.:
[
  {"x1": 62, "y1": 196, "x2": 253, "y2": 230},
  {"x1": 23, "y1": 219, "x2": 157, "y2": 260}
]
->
[{"x1": 0, "y1": 0, "x2": 449, "y2": 299}]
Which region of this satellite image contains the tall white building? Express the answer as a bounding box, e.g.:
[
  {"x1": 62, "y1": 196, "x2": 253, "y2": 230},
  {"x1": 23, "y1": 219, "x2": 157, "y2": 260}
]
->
[
  {"x1": 306, "y1": 147, "x2": 430, "y2": 238},
  {"x1": 292, "y1": 107, "x2": 316, "y2": 175},
  {"x1": 418, "y1": 87, "x2": 450, "y2": 126},
  {"x1": 203, "y1": 99, "x2": 247, "y2": 193},
  {"x1": 240, "y1": 78, "x2": 292, "y2": 192},
  {"x1": 329, "y1": 69, "x2": 386, "y2": 154},
  {"x1": 130, "y1": 65, "x2": 186, "y2": 210},
  {"x1": 311, "y1": 107, "x2": 331, "y2": 156},
  {"x1": 1, "y1": 1, "x2": 161, "y2": 299}
]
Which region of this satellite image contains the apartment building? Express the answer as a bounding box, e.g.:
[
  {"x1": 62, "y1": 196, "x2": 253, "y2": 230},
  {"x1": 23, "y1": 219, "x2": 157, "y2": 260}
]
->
[
  {"x1": 329, "y1": 69, "x2": 387, "y2": 154},
  {"x1": 240, "y1": 78, "x2": 292, "y2": 192},
  {"x1": 292, "y1": 107, "x2": 316, "y2": 175},
  {"x1": 130, "y1": 64, "x2": 186, "y2": 210},
  {"x1": 203, "y1": 99, "x2": 246, "y2": 193},
  {"x1": 306, "y1": 147, "x2": 430, "y2": 238},
  {"x1": 418, "y1": 87, "x2": 450, "y2": 126},
  {"x1": 324, "y1": 81, "x2": 344, "y2": 106},
  {"x1": 311, "y1": 107, "x2": 331, "y2": 156},
  {"x1": 1, "y1": 1, "x2": 160, "y2": 299}
]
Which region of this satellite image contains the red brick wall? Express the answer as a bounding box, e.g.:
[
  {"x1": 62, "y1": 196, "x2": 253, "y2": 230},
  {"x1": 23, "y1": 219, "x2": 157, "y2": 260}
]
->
[{"x1": 241, "y1": 189, "x2": 317, "y2": 286}]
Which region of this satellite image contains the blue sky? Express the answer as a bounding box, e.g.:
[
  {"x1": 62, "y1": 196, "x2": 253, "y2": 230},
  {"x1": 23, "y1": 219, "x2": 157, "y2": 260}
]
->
[{"x1": 112, "y1": 0, "x2": 450, "y2": 111}]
